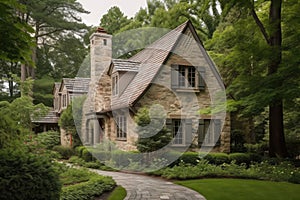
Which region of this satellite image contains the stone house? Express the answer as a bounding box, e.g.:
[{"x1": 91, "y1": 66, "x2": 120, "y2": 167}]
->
[
  {"x1": 33, "y1": 77, "x2": 90, "y2": 146},
  {"x1": 83, "y1": 21, "x2": 230, "y2": 152}
]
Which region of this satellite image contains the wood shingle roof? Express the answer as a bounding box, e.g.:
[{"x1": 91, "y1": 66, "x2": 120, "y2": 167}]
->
[
  {"x1": 61, "y1": 77, "x2": 90, "y2": 93},
  {"x1": 111, "y1": 21, "x2": 188, "y2": 109}
]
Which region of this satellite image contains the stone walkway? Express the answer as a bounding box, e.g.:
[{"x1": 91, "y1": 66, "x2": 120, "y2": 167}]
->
[{"x1": 92, "y1": 170, "x2": 206, "y2": 200}]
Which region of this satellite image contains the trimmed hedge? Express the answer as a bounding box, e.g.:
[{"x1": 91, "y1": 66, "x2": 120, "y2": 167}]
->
[
  {"x1": 0, "y1": 149, "x2": 61, "y2": 200},
  {"x1": 60, "y1": 173, "x2": 115, "y2": 200}
]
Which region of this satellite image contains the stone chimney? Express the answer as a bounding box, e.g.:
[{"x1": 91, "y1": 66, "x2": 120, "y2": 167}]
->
[{"x1": 89, "y1": 27, "x2": 112, "y2": 111}]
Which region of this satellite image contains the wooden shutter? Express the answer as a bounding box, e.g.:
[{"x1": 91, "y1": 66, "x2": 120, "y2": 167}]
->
[
  {"x1": 214, "y1": 119, "x2": 221, "y2": 146},
  {"x1": 198, "y1": 66, "x2": 206, "y2": 90},
  {"x1": 198, "y1": 119, "x2": 205, "y2": 147},
  {"x1": 171, "y1": 64, "x2": 179, "y2": 89},
  {"x1": 185, "y1": 119, "x2": 192, "y2": 146}
]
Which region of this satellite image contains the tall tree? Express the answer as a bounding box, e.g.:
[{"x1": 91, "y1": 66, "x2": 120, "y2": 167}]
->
[
  {"x1": 0, "y1": 0, "x2": 33, "y2": 63},
  {"x1": 208, "y1": 0, "x2": 299, "y2": 157},
  {"x1": 17, "y1": 0, "x2": 89, "y2": 82},
  {"x1": 100, "y1": 6, "x2": 131, "y2": 34}
]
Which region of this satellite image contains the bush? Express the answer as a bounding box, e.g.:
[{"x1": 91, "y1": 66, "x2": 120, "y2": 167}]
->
[
  {"x1": 53, "y1": 145, "x2": 74, "y2": 159},
  {"x1": 68, "y1": 156, "x2": 85, "y2": 166},
  {"x1": 229, "y1": 153, "x2": 251, "y2": 165},
  {"x1": 35, "y1": 131, "x2": 60, "y2": 149},
  {"x1": 0, "y1": 149, "x2": 61, "y2": 200},
  {"x1": 75, "y1": 146, "x2": 86, "y2": 157},
  {"x1": 178, "y1": 152, "x2": 200, "y2": 165},
  {"x1": 61, "y1": 172, "x2": 115, "y2": 200},
  {"x1": 207, "y1": 153, "x2": 230, "y2": 165},
  {"x1": 82, "y1": 148, "x2": 94, "y2": 162}
]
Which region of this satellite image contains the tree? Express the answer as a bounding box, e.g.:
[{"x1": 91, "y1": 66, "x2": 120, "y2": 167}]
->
[
  {"x1": 100, "y1": 6, "x2": 131, "y2": 34},
  {"x1": 17, "y1": 0, "x2": 89, "y2": 81},
  {"x1": 135, "y1": 107, "x2": 172, "y2": 153},
  {"x1": 41, "y1": 33, "x2": 88, "y2": 80},
  {"x1": 32, "y1": 76, "x2": 55, "y2": 106},
  {"x1": 207, "y1": 0, "x2": 299, "y2": 157},
  {"x1": 0, "y1": 0, "x2": 33, "y2": 63}
]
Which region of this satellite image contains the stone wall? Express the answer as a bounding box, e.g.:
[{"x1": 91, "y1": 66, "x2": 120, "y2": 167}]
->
[{"x1": 131, "y1": 28, "x2": 230, "y2": 152}]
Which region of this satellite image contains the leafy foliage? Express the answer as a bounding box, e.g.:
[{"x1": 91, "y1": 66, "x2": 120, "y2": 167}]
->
[
  {"x1": 100, "y1": 6, "x2": 131, "y2": 34},
  {"x1": 53, "y1": 145, "x2": 74, "y2": 159},
  {"x1": 35, "y1": 131, "x2": 60, "y2": 149},
  {"x1": 135, "y1": 107, "x2": 172, "y2": 153},
  {"x1": 60, "y1": 169, "x2": 115, "y2": 200},
  {"x1": 0, "y1": 0, "x2": 33, "y2": 62},
  {"x1": 0, "y1": 149, "x2": 61, "y2": 200}
]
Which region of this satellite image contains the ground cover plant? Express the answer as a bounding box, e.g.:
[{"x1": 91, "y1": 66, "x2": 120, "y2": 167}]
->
[{"x1": 56, "y1": 163, "x2": 116, "y2": 200}]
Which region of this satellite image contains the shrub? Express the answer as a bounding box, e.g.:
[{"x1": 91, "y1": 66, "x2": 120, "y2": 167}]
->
[
  {"x1": 82, "y1": 148, "x2": 94, "y2": 162},
  {"x1": 178, "y1": 152, "x2": 200, "y2": 165},
  {"x1": 229, "y1": 153, "x2": 251, "y2": 165},
  {"x1": 75, "y1": 146, "x2": 86, "y2": 157},
  {"x1": 206, "y1": 153, "x2": 229, "y2": 165},
  {"x1": 36, "y1": 131, "x2": 60, "y2": 149},
  {"x1": 288, "y1": 171, "x2": 300, "y2": 184},
  {"x1": 135, "y1": 107, "x2": 172, "y2": 153},
  {"x1": 60, "y1": 172, "x2": 115, "y2": 200},
  {"x1": 68, "y1": 156, "x2": 85, "y2": 166},
  {"x1": 53, "y1": 145, "x2": 74, "y2": 159},
  {"x1": 0, "y1": 149, "x2": 61, "y2": 200}
]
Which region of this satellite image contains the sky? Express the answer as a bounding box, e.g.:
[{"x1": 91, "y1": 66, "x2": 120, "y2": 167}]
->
[{"x1": 77, "y1": 0, "x2": 148, "y2": 26}]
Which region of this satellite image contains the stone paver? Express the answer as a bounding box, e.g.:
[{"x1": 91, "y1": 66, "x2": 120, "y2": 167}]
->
[{"x1": 92, "y1": 170, "x2": 206, "y2": 200}]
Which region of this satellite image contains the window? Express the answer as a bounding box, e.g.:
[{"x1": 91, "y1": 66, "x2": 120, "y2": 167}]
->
[
  {"x1": 103, "y1": 39, "x2": 107, "y2": 46},
  {"x1": 198, "y1": 119, "x2": 221, "y2": 146},
  {"x1": 171, "y1": 65, "x2": 206, "y2": 90},
  {"x1": 116, "y1": 115, "x2": 127, "y2": 140},
  {"x1": 166, "y1": 119, "x2": 192, "y2": 146},
  {"x1": 112, "y1": 74, "x2": 119, "y2": 96},
  {"x1": 62, "y1": 94, "x2": 67, "y2": 107},
  {"x1": 172, "y1": 119, "x2": 184, "y2": 145}
]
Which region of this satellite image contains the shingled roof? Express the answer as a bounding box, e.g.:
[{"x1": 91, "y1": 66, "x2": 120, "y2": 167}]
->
[
  {"x1": 61, "y1": 77, "x2": 90, "y2": 93},
  {"x1": 110, "y1": 59, "x2": 140, "y2": 73},
  {"x1": 32, "y1": 109, "x2": 59, "y2": 124},
  {"x1": 111, "y1": 21, "x2": 188, "y2": 109},
  {"x1": 109, "y1": 20, "x2": 224, "y2": 111}
]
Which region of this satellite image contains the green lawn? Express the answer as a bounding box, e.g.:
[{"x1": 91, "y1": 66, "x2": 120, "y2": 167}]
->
[{"x1": 176, "y1": 179, "x2": 300, "y2": 200}]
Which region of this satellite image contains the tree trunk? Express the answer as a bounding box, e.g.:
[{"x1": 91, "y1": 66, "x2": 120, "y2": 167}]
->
[
  {"x1": 268, "y1": 0, "x2": 288, "y2": 157},
  {"x1": 21, "y1": 63, "x2": 26, "y2": 82}
]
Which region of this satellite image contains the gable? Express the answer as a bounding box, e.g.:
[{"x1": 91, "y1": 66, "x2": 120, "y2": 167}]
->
[{"x1": 110, "y1": 21, "x2": 224, "y2": 110}]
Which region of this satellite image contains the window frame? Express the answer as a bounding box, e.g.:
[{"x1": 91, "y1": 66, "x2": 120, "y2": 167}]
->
[
  {"x1": 198, "y1": 119, "x2": 221, "y2": 147},
  {"x1": 115, "y1": 115, "x2": 127, "y2": 141},
  {"x1": 178, "y1": 65, "x2": 197, "y2": 88},
  {"x1": 172, "y1": 119, "x2": 185, "y2": 145},
  {"x1": 171, "y1": 64, "x2": 206, "y2": 90},
  {"x1": 112, "y1": 73, "x2": 119, "y2": 96}
]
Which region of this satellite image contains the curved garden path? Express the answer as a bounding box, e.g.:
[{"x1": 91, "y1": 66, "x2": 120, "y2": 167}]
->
[{"x1": 93, "y1": 169, "x2": 206, "y2": 200}]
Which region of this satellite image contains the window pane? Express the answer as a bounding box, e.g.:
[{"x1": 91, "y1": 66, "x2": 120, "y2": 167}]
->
[
  {"x1": 178, "y1": 66, "x2": 186, "y2": 87},
  {"x1": 116, "y1": 115, "x2": 127, "y2": 139},
  {"x1": 173, "y1": 120, "x2": 183, "y2": 144},
  {"x1": 188, "y1": 66, "x2": 196, "y2": 87}
]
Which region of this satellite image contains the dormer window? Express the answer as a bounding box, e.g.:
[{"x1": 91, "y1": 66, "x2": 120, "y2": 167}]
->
[{"x1": 112, "y1": 74, "x2": 119, "y2": 96}]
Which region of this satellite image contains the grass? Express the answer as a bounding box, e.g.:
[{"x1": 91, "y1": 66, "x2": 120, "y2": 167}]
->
[
  {"x1": 175, "y1": 178, "x2": 300, "y2": 200},
  {"x1": 107, "y1": 186, "x2": 127, "y2": 200}
]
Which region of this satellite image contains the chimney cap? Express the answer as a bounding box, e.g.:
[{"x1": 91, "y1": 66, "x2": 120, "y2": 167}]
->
[{"x1": 96, "y1": 27, "x2": 107, "y2": 33}]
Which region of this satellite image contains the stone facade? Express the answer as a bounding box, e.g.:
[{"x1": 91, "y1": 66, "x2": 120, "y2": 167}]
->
[{"x1": 84, "y1": 22, "x2": 230, "y2": 153}]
